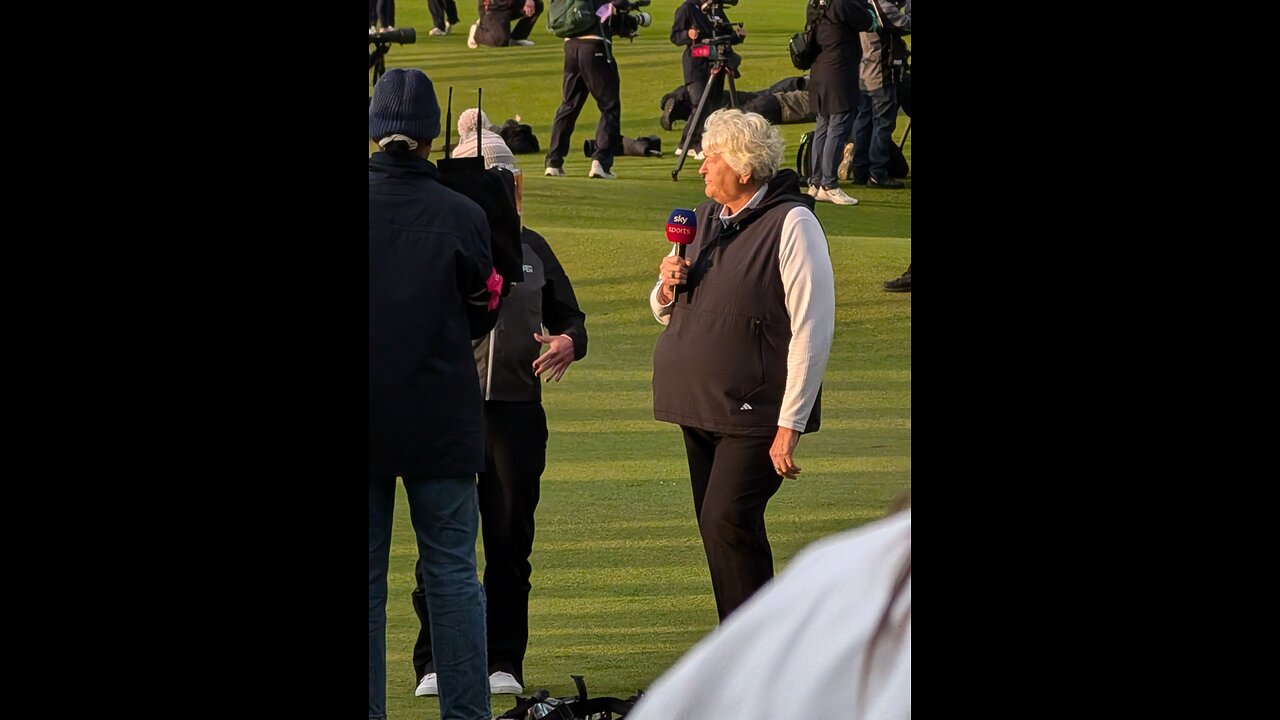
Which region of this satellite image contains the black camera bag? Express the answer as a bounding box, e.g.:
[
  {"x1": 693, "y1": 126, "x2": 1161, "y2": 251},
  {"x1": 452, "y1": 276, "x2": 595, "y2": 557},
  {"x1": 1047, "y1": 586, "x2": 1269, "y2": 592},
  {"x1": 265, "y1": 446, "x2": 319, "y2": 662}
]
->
[
  {"x1": 497, "y1": 675, "x2": 642, "y2": 720},
  {"x1": 789, "y1": 0, "x2": 828, "y2": 70}
]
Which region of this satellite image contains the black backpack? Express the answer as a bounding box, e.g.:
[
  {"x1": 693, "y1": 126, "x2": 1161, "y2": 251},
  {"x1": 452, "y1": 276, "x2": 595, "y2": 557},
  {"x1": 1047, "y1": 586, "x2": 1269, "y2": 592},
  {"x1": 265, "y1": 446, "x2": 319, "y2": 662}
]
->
[
  {"x1": 796, "y1": 129, "x2": 815, "y2": 185},
  {"x1": 788, "y1": 0, "x2": 828, "y2": 71},
  {"x1": 798, "y1": 130, "x2": 910, "y2": 182},
  {"x1": 497, "y1": 675, "x2": 642, "y2": 720},
  {"x1": 500, "y1": 118, "x2": 541, "y2": 154}
]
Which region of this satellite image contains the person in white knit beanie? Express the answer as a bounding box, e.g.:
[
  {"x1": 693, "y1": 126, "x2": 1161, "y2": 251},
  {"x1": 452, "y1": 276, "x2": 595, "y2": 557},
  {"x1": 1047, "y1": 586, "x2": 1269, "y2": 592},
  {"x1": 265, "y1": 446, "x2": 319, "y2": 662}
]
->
[{"x1": 454, "y1": 108, "x2": 518, "y2": 171}]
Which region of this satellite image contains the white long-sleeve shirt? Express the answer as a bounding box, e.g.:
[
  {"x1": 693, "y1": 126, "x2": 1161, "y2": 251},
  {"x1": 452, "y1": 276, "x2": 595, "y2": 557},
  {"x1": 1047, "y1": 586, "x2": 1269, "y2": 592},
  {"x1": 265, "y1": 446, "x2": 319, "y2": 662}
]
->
[
  {"x1": 650, "y1": 185, "x2": 835, "y2": 431},
  {"x1": 627, "y1": 510, "x2": 912, "y2": 720}
]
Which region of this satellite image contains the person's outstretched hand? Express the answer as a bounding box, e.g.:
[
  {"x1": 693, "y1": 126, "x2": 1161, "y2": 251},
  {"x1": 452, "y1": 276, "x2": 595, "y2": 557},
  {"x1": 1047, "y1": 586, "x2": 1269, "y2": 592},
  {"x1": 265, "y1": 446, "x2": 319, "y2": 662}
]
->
[{"x1": 533, "y1": 333, "x2": 575, "y2": 382}]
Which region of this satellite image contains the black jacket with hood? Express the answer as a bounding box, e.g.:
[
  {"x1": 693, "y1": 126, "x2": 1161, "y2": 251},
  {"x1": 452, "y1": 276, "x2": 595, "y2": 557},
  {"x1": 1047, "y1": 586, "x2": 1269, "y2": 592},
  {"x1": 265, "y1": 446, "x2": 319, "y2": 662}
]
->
[
  {"x1": 369, "y1": 152, "x2": 498, "y2": 478},
  {"x1": 473, "y1": 227, "x2": 587, "y2": 402}
]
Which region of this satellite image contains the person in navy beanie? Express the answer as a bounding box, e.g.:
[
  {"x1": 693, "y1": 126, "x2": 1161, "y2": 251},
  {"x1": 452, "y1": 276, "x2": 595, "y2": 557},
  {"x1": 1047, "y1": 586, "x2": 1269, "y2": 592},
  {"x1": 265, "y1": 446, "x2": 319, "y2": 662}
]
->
[{"x1": 368, "y1": 67, "x2": 498, "y2": 720}]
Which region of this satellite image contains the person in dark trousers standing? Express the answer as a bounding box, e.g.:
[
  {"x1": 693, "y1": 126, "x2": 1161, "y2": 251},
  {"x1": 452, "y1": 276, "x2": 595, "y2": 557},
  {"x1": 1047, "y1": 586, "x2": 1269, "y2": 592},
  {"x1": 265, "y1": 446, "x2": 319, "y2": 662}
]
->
[
  {"x1": 414, "y1": 123, "x2": 588, "y2": 699},
  {"x1": 369, "y1": 0, "x2": 396, "y2": 30},
  {"x1": 369, "y1": 68, "x2": 500, "y2": 720},
  {"x1": 669, "y1": 0, "x2": 745, "y2": 159},
  {"x1": 851, "y1": 0, "x2": 910, "y2": 188},
  {"x1": 650, "y1": 110, "x2": 835, "y2": 621},
  {"x1": 544, "y1": 0, "x2": 632, "y2": 180},
  {"x1": 427, "y1": 0, "x2": 461, "y2": 35},
  {"x1": 806, "y1": 0, "x2": 874, "y2": 205}
]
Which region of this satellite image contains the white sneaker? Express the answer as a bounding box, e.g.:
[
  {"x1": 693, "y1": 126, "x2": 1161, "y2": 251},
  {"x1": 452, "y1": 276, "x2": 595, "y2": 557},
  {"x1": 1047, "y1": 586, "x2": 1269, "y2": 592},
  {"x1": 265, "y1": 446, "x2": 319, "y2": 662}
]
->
[
  {"x1": 544, "y1": 166, "x2": 566, "y2": 177},
  {"x1": 588, "y1": 160, "x2": 617, "y2": 179},
  {"x1": 444, "y1": 21, "x2": 454, "y2": 34},
  {"x1": 428, "y1": 27, "x2": 446, "y2": 36},
  {"x1": 511, "y1": 39, "x2": 535, "y2": 46},
  {"x1": 467, "y1": 21, "x2": 479, "y2": 49},
  {"x1": 815, "y1": 186, "x2": 858, "y2": 205},
  {"x1": 689, "y1": 149, "x2": 704, "y2": 160},
  {"x1": 489, "y1": 671, "x2": 523, "y2": 694},
  {"x1": 805, "y1": 185, "x2": 819, "y2": 197},
  {"x1": 415, "y1": 673, "x2": 438, "y2": 697}
]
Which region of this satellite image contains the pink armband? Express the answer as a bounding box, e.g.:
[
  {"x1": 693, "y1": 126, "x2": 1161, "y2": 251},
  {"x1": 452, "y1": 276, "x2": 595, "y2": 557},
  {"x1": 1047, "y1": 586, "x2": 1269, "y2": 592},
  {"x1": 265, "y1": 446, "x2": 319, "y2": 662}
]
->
[{"x1": 486, "y1": 269, "x2": 504, "y2": 311}]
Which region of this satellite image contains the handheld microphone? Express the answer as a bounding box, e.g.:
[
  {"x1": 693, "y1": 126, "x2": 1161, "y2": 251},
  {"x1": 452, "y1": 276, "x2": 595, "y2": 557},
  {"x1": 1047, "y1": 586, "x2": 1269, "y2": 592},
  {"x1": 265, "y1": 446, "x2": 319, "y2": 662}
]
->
[
  {"x1": 665, "y1": 209, "x2": 696, "y2": 302},
  {"x1": 665, "y1": 209, "x2": 697, "y2": 259}
]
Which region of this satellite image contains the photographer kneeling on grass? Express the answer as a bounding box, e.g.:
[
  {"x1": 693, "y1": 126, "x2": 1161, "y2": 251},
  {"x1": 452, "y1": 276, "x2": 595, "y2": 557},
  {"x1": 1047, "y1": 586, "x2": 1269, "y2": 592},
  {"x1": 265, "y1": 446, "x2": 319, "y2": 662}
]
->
[{"x1": 468, "y1": 0, "x2": 544, "y2": 48}]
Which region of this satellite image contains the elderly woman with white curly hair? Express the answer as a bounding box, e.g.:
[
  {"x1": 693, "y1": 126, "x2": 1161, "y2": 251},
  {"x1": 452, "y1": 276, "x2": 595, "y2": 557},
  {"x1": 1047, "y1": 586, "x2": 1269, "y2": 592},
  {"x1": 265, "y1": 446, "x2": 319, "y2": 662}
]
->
[{"x1": 649, "y1": 108, "x2": 836, "y2": 621}]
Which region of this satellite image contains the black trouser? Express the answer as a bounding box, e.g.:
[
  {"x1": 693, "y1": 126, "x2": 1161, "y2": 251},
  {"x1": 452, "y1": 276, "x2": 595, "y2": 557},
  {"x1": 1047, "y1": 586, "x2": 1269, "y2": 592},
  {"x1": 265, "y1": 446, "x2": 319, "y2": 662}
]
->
[
  {"x1": 369, "y1": 0, "x2": 394, "y2": 27},
  {"x1": 680, "y1": 426, "x2": 783, "y2": 621},
  {"x1": 427, "y1": 0, "x2": 459, "y2": 30},
  {"x1": 545, "y1": 39, "x2": 621, "y2": 171},
  {"x1": 413, "y1": 401, "x2": 547, "y2": 684}
]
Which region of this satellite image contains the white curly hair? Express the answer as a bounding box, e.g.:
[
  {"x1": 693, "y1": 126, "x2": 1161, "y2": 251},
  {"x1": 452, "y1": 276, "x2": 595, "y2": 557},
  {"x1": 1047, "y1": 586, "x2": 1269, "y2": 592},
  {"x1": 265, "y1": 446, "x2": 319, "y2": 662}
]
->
[{"x1": 700, "y1": 109, "x2": 786, "y2": 184}]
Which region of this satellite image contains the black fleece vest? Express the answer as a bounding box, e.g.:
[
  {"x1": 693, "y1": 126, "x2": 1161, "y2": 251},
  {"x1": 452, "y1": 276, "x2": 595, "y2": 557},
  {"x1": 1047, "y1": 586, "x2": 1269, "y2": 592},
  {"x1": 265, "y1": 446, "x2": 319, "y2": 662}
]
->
[{"x1": 652, "y1": 175, "x2": 822, "y2": 436}]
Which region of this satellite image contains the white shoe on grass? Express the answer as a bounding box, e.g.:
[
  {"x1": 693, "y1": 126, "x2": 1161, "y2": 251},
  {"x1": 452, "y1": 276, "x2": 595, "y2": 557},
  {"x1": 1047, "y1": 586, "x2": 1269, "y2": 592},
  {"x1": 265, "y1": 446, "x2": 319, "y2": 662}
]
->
[
  {"x1": 815, "y1": 186, "x2": 858, "y2": 205},
  {"x1": 415, "y1": 673, "x2": 438, "y2": 697},
  {"x1": 588, "y1": 160, "x2": 616, "y2": 179},
  {"x1": 489, "y1": 671, "x2": 523, "y2": 694}
]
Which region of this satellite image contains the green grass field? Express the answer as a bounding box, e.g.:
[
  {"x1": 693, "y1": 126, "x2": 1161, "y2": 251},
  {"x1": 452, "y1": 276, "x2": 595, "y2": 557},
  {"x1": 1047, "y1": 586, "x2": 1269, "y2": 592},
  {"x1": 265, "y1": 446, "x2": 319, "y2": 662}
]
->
[{"x1": 373, "y1": 2, "x2": 910, "y2": 716}]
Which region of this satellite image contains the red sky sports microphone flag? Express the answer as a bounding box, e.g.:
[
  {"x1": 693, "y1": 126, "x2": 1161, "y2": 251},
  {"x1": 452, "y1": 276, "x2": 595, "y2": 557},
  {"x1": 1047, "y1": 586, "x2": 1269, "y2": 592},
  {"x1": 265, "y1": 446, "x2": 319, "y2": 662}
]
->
[{"x1": 666, "y1": 209, "x2": 697, "y2": 259}]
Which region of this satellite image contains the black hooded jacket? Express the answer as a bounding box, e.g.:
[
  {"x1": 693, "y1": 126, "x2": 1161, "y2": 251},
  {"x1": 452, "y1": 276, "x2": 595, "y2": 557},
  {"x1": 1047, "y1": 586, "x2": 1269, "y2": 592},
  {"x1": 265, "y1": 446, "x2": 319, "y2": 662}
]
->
[
  {"x1": 473, "y1": 228, "x2": 587, "y2": 402},
  {"x1": 670, "y1": 0, "x2": 743, "y2": 86},
  {"x1": 369, "y1": 152, "x2": 498, "y2": 478}
]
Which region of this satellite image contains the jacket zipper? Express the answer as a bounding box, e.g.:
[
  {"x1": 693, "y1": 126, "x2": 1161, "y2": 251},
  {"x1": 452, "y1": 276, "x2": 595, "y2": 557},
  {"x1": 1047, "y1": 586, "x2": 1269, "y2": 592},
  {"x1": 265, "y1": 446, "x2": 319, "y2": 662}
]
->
[
  {"x1": 485, "y1": 328, "x2": 496, "y2": 401},
  {"x1": 754, "y1": 318, "x2": 765, "y2": 384}
]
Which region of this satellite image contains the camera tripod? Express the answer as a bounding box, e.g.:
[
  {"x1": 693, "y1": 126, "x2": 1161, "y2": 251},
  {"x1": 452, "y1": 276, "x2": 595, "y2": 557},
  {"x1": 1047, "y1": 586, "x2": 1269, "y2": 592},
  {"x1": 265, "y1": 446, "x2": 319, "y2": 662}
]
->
[
  {"x1": 370, "y1": 42, "x2": 392, "y2": 89},
  {"x1": 671, "y1": 42, "x2": 738, "y2": 181}
]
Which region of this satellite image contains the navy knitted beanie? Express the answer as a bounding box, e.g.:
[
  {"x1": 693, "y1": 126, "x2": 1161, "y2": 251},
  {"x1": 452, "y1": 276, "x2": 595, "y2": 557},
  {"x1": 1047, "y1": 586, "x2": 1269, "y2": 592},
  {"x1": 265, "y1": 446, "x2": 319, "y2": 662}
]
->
[{"x1": 369, "y1": 68, "x2": 441, "y2": 141}]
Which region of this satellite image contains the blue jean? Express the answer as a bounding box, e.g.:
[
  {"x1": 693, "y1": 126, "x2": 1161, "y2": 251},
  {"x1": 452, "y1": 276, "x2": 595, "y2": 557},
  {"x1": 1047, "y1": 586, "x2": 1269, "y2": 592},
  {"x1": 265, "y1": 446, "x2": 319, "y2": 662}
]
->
[
  {"x1": 852, "y1": 86, "x2": 899, "y2": 180},
  {"x1": 370, "y1": 475, "x2": 490, "y2": 720},
  {"x1": 811, "y1": 110, "x2": 854, "y2": 190}
]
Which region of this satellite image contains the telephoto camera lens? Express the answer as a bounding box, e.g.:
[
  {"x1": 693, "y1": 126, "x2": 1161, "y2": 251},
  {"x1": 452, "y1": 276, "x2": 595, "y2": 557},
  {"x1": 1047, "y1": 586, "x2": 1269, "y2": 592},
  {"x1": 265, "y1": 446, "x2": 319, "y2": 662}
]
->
[
  {"x1": 635, "y1": 11, "x2": 652, "y2": 27},
  {"x1": 369, "y1": 27, "x2": 417, "y2": 44}
]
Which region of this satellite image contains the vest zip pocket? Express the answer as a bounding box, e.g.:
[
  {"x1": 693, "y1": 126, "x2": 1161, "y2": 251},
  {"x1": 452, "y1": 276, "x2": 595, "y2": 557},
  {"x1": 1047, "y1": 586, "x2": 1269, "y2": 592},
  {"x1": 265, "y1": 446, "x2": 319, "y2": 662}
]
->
[{"x1": 754, "y1": 318, "x2": 766, "y2": 384}]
